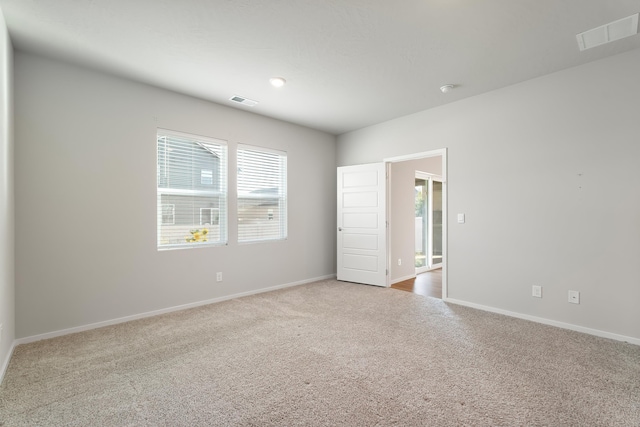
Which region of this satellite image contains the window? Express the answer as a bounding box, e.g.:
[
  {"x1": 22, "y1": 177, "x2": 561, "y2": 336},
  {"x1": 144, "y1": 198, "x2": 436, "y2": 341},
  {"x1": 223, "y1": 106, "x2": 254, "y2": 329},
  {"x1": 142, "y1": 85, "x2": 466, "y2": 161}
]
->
[
  {"x1": 200, "y1": 208, "x2": 220, "y2": 226},
  {"x1": 201, "y1": 169, "x2": 213, "y2": 185},
  {"x1": 237, "y1": 145, "x2": 287, "y2": 243},
  {"x1": 161, "y1": 204, "x2": 175, "y2": 225},
  {"x1": 157, "y1": 129, "x2": 227, "y2": 249}
]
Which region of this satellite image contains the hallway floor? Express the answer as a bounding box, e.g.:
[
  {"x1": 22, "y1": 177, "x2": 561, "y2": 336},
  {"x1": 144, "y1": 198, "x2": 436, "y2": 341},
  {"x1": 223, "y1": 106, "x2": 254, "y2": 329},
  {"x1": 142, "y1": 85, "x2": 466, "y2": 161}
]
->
[{"x1": 391, "y1": 269, "x2": 442, "y2": 299}]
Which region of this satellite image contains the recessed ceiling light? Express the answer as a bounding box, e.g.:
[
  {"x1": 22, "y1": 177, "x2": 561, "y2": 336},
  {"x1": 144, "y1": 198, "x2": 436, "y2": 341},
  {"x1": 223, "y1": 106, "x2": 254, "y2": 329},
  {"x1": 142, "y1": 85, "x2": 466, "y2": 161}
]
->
[
  {"x1": 440, "y1": 84, "x2": 455, "y2": 93},
  {"x1": 269, "y1": 77, "x2": 286, "y2": 88}
]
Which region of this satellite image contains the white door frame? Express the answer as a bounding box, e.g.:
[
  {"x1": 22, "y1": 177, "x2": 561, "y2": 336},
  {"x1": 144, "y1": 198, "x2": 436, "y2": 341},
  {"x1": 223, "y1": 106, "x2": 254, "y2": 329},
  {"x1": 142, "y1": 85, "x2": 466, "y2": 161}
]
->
[{"x1": 384, "y1": 148, "x2": 448, "y2": 298}]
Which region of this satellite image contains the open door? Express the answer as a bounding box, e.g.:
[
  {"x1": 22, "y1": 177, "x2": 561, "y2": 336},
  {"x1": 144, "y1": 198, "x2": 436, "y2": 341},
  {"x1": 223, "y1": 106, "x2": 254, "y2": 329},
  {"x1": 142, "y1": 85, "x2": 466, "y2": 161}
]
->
[{"x1": 337, "y1": 163, "x2": 387, "y2": 287}]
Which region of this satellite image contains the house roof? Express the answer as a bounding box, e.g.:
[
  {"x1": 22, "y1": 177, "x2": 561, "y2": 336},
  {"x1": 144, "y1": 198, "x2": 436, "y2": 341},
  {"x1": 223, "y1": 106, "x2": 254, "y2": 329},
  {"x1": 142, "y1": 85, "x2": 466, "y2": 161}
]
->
[{"x1": 196, "y1": 143, "x2": 220, "y2": 160}]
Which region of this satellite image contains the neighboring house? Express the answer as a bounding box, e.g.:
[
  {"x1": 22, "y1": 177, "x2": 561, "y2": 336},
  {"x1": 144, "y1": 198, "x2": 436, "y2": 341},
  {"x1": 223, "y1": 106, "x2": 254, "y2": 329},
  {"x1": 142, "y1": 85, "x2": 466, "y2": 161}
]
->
[
  {"x1": 238, "y1": 187, "x2": 283, "y2": 241},
  {"x1": 238, "y1": 187, "x2": 280, "y2": 223}
]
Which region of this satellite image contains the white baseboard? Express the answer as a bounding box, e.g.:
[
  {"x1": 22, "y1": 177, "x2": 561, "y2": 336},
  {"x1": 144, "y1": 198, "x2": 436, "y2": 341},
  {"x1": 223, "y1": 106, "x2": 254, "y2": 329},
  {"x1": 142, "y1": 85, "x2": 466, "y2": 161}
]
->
[
  {"x1": 390, "y1": 274, "x2": 416, "y2": 285},
  {"x1": 0, "y1": 341, "x2": 16, "y2": 385},
  {"x1": 444, "y1": 297, "x2": 640, "y2": 346},
  {"x1": 15, "y1": 274, "x2": 336, "y2": 346}
]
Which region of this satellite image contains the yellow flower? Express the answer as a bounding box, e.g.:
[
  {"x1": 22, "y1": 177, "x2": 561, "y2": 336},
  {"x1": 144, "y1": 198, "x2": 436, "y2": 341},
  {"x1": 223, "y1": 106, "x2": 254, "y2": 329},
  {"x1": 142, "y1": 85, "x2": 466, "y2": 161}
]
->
[{"x1": 185, "y1": 228, "x2": 209, "y2": 243}]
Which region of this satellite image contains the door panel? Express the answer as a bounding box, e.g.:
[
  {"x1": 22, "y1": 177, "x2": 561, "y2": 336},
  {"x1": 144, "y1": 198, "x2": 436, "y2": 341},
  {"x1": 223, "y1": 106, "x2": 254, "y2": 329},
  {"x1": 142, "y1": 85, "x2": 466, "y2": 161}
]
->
[
  {"x1": 343, "y1": 191, "x2": 378, "y2": 207},
  {"x1": 343, "y1": 212, "x2": 378, "y2": 228},
  {"x1": 343, "y1": 233, "x2": 378, "y2": 250},
  {"x1": 337, "y1": 163, "x2": 387, "y2": 287},
  {"x1": 343, "y1": 170, "x2": 378, "y2": 187},
  {"x1": 343, "y1": 254, "x2": 378, "y2": 271}
]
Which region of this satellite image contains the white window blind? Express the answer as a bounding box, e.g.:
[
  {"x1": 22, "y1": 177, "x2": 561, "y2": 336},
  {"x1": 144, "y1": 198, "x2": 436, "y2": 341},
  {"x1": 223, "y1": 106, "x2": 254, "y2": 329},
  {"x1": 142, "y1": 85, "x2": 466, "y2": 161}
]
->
[
  {"x1": 237, "y1": 145, "x2": 287, "y2": 243},
  {"x1": 157, "y1": 129, "x2": 227, "y2": 249}
]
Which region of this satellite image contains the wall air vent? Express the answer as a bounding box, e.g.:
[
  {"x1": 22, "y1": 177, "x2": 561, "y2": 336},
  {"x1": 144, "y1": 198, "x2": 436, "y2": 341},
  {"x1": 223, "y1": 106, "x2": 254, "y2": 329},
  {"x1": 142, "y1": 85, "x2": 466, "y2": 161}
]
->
[
  {"x1": 229, "y1": 95, "x2": 259, "y2": 107},
  {"x1": 577, "y1": 13, "x2": 639, "y2": 51}
]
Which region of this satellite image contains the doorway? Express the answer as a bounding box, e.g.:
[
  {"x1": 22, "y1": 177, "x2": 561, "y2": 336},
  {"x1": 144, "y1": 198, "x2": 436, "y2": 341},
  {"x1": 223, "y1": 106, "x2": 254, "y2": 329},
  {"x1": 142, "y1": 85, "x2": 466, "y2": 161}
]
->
[
  {"x1": 385, "y1": 148, "x2": 447, "y2": 299},
  {"x1": 335, "y1": 149, "x2": 447, "y2": 298}
]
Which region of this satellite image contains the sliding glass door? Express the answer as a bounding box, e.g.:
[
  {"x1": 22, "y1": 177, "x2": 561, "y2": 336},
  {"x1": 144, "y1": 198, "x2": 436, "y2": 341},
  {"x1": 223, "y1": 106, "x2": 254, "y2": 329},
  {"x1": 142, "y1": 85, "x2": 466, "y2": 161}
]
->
[
  {"x1": 431, "y1": 180, "x2": 443, "y2": 268},
  {"x1": 415, "y1": 173, "x2": 443, "y2": 274},
  {"x1": 414, "y1": 177, "x2": 428, "y2": 270}
]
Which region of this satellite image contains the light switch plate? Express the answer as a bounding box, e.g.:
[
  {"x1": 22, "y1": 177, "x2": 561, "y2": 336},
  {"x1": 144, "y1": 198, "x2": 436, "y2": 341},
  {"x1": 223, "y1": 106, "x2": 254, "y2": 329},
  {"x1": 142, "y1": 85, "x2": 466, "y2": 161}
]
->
[{"x1": 457, "y1": 213, "x2": 465, "y2": 224}]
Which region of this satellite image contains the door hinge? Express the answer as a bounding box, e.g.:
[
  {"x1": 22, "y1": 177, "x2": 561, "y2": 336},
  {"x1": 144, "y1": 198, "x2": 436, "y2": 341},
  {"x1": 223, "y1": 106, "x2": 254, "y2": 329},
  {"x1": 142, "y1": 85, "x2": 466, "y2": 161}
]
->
[{"x1": 386, "y1": 269, "x2": 389, "y2": 276}]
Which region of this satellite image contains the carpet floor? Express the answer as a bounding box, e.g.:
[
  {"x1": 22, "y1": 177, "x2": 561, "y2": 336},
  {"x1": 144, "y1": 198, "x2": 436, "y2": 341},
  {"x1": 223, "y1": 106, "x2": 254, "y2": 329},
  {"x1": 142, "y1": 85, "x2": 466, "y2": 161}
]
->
[{"x1": 1, "y1": 279, "x2": 639, "y2": 426}]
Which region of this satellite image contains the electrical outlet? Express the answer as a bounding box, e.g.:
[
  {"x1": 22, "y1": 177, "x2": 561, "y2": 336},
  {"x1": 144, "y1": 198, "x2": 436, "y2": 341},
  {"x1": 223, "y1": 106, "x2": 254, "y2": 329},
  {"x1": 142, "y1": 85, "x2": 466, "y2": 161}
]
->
[
  {"x1": 532, "y1": 285, "x2": 542, "y2": 298},
  {"x1": 398, "y1": 259, "x2": 402, "y2": 266},
  {"x1": 216, "y1": 272, "x2": 222, "y2": 282},
  {"x1": 568, "y1": 290, "x2": 580, "y2": 304}
]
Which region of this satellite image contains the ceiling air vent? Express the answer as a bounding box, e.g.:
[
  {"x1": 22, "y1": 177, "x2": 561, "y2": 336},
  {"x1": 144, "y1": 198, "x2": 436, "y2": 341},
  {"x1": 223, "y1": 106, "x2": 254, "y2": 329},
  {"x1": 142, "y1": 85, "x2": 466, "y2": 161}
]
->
[
  {"x1": 576, "y1": 13, "x2": 639, "y2": 51},
  {"x1": 229, "y1": 95, "x2": 259, "y2": 107}
]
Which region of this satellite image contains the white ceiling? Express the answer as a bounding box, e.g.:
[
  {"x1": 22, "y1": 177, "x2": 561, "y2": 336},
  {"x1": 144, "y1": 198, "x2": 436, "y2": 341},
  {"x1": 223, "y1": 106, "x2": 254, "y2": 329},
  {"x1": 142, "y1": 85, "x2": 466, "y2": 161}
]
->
[{"x1": 1, "y1": 0, "x2": 639, "y2": 135}]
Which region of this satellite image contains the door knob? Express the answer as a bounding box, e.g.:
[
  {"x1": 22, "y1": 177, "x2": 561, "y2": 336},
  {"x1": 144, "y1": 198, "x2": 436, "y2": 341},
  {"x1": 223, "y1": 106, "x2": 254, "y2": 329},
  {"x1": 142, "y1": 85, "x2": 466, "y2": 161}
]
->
[{"x1": 338, "y1": 227, "x2": 342, "y2": 231}]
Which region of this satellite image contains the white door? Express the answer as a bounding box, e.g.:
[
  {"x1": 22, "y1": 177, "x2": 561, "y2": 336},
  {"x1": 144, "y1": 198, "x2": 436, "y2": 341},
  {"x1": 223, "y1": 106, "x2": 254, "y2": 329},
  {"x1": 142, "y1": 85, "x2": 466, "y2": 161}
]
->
[{"x1": 337, "y1": 163, "x2": 387, "y2": 287}]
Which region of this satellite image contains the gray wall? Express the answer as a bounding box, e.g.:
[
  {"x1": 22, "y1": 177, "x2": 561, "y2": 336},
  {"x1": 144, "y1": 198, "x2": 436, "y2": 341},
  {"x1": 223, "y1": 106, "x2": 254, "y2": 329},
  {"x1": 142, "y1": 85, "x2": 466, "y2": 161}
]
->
[
  {"x1": 0, "y1": 8, "x2": 14, "y2": 372},
  {"x1": 338, "y1": 49, "x2": 640, "y2": 341},
  {"x1": 15, "y1": 52, "x2": 337, "y2": 338},
  {"x1": 390, "y1": 156, "x2": 441, "y2": 282}
]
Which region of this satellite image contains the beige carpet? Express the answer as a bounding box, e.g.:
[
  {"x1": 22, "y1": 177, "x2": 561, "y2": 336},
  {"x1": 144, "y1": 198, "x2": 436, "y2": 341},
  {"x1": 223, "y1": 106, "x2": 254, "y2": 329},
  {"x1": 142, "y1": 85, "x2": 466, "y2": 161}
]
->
[{"x1": 1, "y1": 279, "x2": 639, "y2": 426}]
